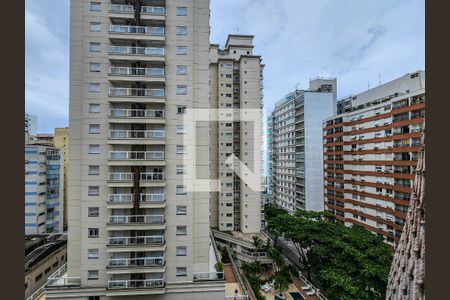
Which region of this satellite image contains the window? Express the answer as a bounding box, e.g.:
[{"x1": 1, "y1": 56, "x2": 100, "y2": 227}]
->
[
  {"x1": 88, "y1": 186, "x2": 99, "y2": 196},
  {"x1": 89, "y1": 124, "x2": 100, "y2": 134},
  {"x1": 88, "y1": 207, "x2": 99, "y2": 217},
  {"x1": 89, "y1": 83, "x2": 100, "y2": 92},
  {"x1": 176, "y1": 7, "x2": 187, "y2": 16},
  {"x1": 176, "y1": 246, "x2": 187, "y2": 256},
  {"x1": 176, "y1": 226, "x2": 187, "y2": 235},
  {"x1": 176, "y1": 125, "x2": 185, "y2": 134},
  {"x1": 176, "y1": 205, "x2": 187, "y2": 215},
  {"x1": 176, "y1": 65, "x2": 187, "y2": 75},
  {"x1": 52, "y1": 261, "x2": 58, "y2": 268},
  {"x1": 35, "y1": 273, "x2": 43, "y2": 282},
  {"x1": 90, "y1": 22, "x2": 101, "y2": 32},
  {"x1": 176, "y1": 85, "x2": 187, "y2": 95},
  {"x1": 88, "y1": 249, "x2": 99, "y2": 259},
  {"x1": 176, "y1": 46, "x2": 187, "y2": 55},
  {"x1": 176, "y1": 185, "x2": 186, "y2": 195},
  {"x1": 89, "y1": 144, "x2": 100, "y2": 154},
  {"x1": 176, "y1": 26, "x2": 187, "y2": 35},
  {"x1": 225, "y1": 74, "x2": 232, "y2": 78},
  {"x1": 176, "y1": 145, "x2": 186, "y2": 154},
  {"x1": 87, "y1": 270, "x2": 99, "y2": 280},
  {"x1": 176, "y1": 267, "x2": 187, "y2": 276},
  {"x1": 90, "y1": 42, "x2": 101, "y2": 52},
  {"x1": 226, "y1": 203, "x2": 232, "y2": 207},
  {"x1": 44, "y1": 267, "x2": 51, "y2": 275},
  {"x1": 176, "y1": 165, "x2": 186, "y2": 174},
  {"x1": 88, "y1": 297, "x2": 100, "y2": 300},
  {"x1": 90, "y1": 63, "x2": 101, "y2": 72},
  {"x1": 88, "y1": 228, "x2": 99, "y2": 238},
  {"x1": 88, "y1": 165, "x2": 100, "y2": 175},
  {"x1": 89, "y1": 103, "x2": 101, "y2": 113},
  {"x1": 177, "y1": 105, "x2": 187, "y2": 114},
  {"x1": 90, "y1": 2, "x2": 101, "y2": 11}
]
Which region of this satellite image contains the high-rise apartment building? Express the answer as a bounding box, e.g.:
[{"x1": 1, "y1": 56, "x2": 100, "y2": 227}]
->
[
  {"x1": 25, "y1": 145, "x2": 64, "y2": 234},
  {"x1": 25, "y1": 113, "x2": 38, "y2": 136},
  {"x1": 46, "y1": 1, "x2": 226, "y2": 299},
  {"x1": 323, "y1": 70, "x2": 425, "y2": 247},
  {"x1": 267, "y1": 115, "x2": 273, "y2": 197},
  {"x1": 271, "y1": 79, "x2": 335, "y2": 213},
  {"x1": 54, "y1": 128, "x2": 69, "y2": 229}
]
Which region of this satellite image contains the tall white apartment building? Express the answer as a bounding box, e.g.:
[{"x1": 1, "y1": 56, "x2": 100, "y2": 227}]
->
[
  {"x1": 46, "y1": 1, "x2": 225, "y2": 299},
  {"x1": 25, "y1": 145, "x2": 64, "y2": 234},
  {"x1": 271, "y1": 79, "x2": 335, "y2": 213}
]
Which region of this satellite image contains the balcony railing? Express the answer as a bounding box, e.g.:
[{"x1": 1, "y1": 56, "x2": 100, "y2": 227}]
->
[
  {"x1": 110, "y1": 109, "x2": 164, "y2": 118},
  {"x1": 108, "y1": 194, "x2": 133, "y2": 203},
  {"x1": 109, "y1": 151, "x2": 165, "y2": 160},
  {"x1": 109, "y1": 4, "x2": 134, "y2": 13},
  {"x1": 108, "y1": 257, "x2": 165, "y2": 268},
  {"x1": 109, "y1": 25, "x2": 165, "y2": 35},
  {"x1": 109, "y1": 67, "x2": 165, "y2": 77},
  {"x1": 108, "y1": 88, "x2": 165, "y2": 97},
  {"x1": 141, "y1": 172, "x2": 164, "y2": 181},
  {"x1": 108, "y1": 235, "x2": 165, "y2": 246},
  {"x1": 140, "y1": 193, "x2": 165, "y2": 203},
  {"x1": 108, "y1": 172, "x2": 133, "y2": 181},
  {"x1": 108, "y1": 215, "x2": 165, "y2": 224},
  {"x1": 141, "y1": 6, "x2": 165, "y2": 14},
  {"x1": 108, "y1": 279, "x2": 164, "y2": 289},
  {"x1": 109, "y1": 130, "x2": 165, "y2": 139},
  {"x1": 109, "y1": 46, "x2": 165, "y2": 56}
]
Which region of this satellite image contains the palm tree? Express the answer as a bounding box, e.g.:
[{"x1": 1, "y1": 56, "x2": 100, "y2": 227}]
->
[
  {"x1": 267, "y1": 246, "x2": 284, "y2": 272},
  {"x1": 273, "y1": 271, "x2": 290, "y2": 297},
  {"x1": 252, "y1": 236, "x2": 264, "y2": 251}
]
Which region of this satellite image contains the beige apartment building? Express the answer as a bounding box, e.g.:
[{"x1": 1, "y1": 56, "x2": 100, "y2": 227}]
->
[{"x1": 54, "y1": 127, "x2": 69, "y2": 228}]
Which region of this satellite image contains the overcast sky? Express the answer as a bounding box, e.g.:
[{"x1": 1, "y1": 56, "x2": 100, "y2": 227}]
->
[{"x1": 25, "y1": 0, "x2": 424, "y2": 133}]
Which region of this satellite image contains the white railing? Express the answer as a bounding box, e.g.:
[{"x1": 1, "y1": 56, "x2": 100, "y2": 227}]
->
[
  {"x1": 109, "y1": 67, "x2": 165, "y2": 77},
  {"x1": 109, "y1": 25, "x2": 165, "y2": 35},
  {"x1": 108, "y1": 87, "x2": 165, "y2": 97},
  {"x1": 298, "y1": 271, "x2": 328, "y2": 300},
  {"x1": 241, "y1": 249, "x2": 268, "y2": 258},
  {"x1": 140, "y1": 172, "x2": 164, "y2": 181},
  {"x1": 109, "y1": 4, "x2": 134, "y2": 13},
  {"x1": 109, "y1": 130, "x2": 165, "y2": 139},
  {"x1": 108, "y1": 194, "x2": 133, "y2": 203},
  {"x1": 108, "y1": 172, "x2": 133, "y2": 181},
  {"x1": 109, "y1": 108, "x2": 165, "y2": 118},
  {"x1": 108, "y1": 256, "x2": 165, "y2": 267},
  {"x1": 46, "y1": 263, "x2": 81, "y2": 288},
  {"x1": 108, "y1": 235, "x2": 165, "y2": 246},
  {"x1": 108, "y1": 278, "x2": 165, "y2": 289},
  {"x1": 193, "y1": 271, "x2": 224, "y2": 281},
  {"x1": 140, "y1": 193, "x2": 165, "y2": 202},
  {"x1": 109, "y1": 46, "x2": 165, "y2": 56},
  {"x1": 109, "y1": 151, "x2": 165, "y2": 160},
  {"x1": 108, "y1": 214, "x2": 165, "y2": 224},
  {"x1": 141, "y1": 6, "x2": 165, "y2": 14}
]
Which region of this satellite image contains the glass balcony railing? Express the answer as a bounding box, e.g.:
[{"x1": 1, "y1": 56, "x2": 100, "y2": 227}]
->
[
  {"x1": 109, "y1": 4, "x2": 135, "y2": 13},
  {"x1": 109, "y1": 108, "x2": 165, "y2": 118},
  {"x1": 108, "y1": 88, "x2": 165, "y2": 97},
  {"x1": 109, "y1": 46, "x2": 165, "y2": 56},
  {"x1": 108, "y1": 194, "x2": 133, "y2": 203},
  {"x1": 108, "y1": 172, "x2": 133, "y2": 181},
  {"x1": 109, "y1": 130, "x2": 165, "y2": 139},
  {"x1": 107, "y1": 235, "x2": 165, "y2": 246},
  {"x1": 109, "y1": 25, "x2": 165, "y2": 36},
  {"x1": 108, "y1": 257, "x2": 165, "y2": 268},
  {"x1": 108, "y1": 151, "x2": 165, "y2": 160},
  {"x1": 108, "y1": 279, "x2": 164, "y2": 289},
  {"x1": 108, "y1": 214, "x2": 165, "y2": 224},
  {"x1": 109, "y1": 67, "x2": 165, "y2": 77},
  {"x1": 140, "y1": 193, "x2": 165, "y2": 203},
  {"x1": 141, "y1": 6, "x2": 165, "y2": 14}
]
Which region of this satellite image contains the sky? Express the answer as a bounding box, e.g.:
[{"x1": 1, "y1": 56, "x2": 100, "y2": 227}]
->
[{"x1": 25, "y1": 0, "x2": 424, "y2": 133}]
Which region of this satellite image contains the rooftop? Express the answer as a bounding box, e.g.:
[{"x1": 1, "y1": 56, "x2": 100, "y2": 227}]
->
[{"x1": 25, "y1": 234, "x2": 67, "y2": 274}]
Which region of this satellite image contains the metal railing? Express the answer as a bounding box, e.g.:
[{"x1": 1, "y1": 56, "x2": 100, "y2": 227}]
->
[
  {"x1": 141, "y1": 6, "x2": 165, "y2": 14},
  {"x1": 109, "y1": 130, "x2": 165, "y2": 139},
  {"x1": 108, "y1": 235, "x2": 164, "y2": 246},
  {"x1": 109, "y1": 4, "x2": 134, "y2": 13},
  {"x1": 109, "y1": 25, "x2": 165, "y2": 35},
  {"x1": 108, "y1": 194, "x2": 133, "y2": 203},
  {"x1": 108, "y1": 172, "x2": 133, "y2": 181},
  {"x1": 46, "y1": 263, "x2": 81, "y2": 288},
  {"x1": 298, "y1": 271, "x2": 328, "y2": 300},
  {"x1": 108, "y1": 215, "x2": 165, "y2": 224},
  {"x1": 108, "y1": 279, "x2": 164, "y2": 289},
  {"x1": 110, "y1": 108, "x2": 164, "y2": 118},
  {"x1": 109, "y1": 46, "x2": 164, "y2": 56},
  {"x1": 108, "y1": 151, "x2": 165, "y2": 160},
  {"x1": 140, "y1": 193, "x2": 165, "y2": 202},
  {"x1": 108, "y1": 256, "x2": 165, "y2": 267},
  {"x1": 225, "y1": 246, "x2": 249, "y2": 299},
  {"x1": 109, "y1": 67, "x2": 165, "y2": 77},
  {"x1": 108, "y1": 87, "x2": 165, "y2": 97},
  {"x1": 141, "y1": 172, "x2": 165, "y2": 181}
]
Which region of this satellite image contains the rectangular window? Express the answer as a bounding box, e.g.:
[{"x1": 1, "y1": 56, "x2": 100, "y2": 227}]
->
[
  {"x1": 176, "y1": 205, "x2": 187, "y2": 215},
  {"x1": 176, "y1": 46, "x2": 187, "y2": 55},
  {"x1": 89, "y1": 83, "x2": 100, "y2": 92},
  {"x1": 90, "y1": 63, "x2": 101, "y2": 72},
  {"x1": 44, "y1": 267, "x2": 51, "y2": 275},
  {"x1": 177, "y1": 105, "x2": 187, "y2": 114},
  {"x1": 88, "y1": 207, "x2": 99, "y2": 217},
  {"x1": 176, "y1": 185, "x2": 186, "y2": 195},
  {"x1": 35, "y1": 273, "x2": 43, "y2": 282},
  {"x1": 176, "y1": 165, "x2": 186, "y2": 174},
  {"x1": 87, "y1": 270, "x2": 99, "y2": 280},
  {"x1": 176, "y1": 85, "x2": 187, "y2": 95},
  {"x1": 88, "y1": 249, "x2": 99, "y2": 259},
  {"x1": 89, "y1": 103, "x2": 101, "y2": 113},
  {"x1": 176, "y1": 65, "x2": 187, "y2": 75},
  {"x1": 176, "y1": 26, "x2": 187, "y2": 35},
  {"x1": 88, "y1": 228, "x2": 99, "y2": 238},
  {"x1": 88, "y1": 186, "x2": 99, "y2": 196},
  {"x1": 176, "y1": 125, "x2": 185, "y2": 134},
  {"x1": 89, "y1": 124, "x2": 100, "y2": 134},
  {"x1": 89, "y1": 144, "x2": 100, "y2": 154},
  {"x1": 90, "y1": 2, "x2": 101, "y2": 11},
  {"x1": 176, "y1": 7, "x2": 187, "y2": 16},
  {"x1": 90, "y1": 42, "x2": 101, "y2": 52},
  {"x1": 90, "y1": 22, "x2": 101, "y2": 32},
  {"x1": 176, "y1": 226, "x2": 187, "y2": 235},
  {"x1": 176, "y1": 145, "x2": 186, "y2": 154},
  {"x1": 176, "y1": 267, "x2": 187, "y2": 276},
  {"x1": 88, "y1": 165, "x2": 100, "y2": 175},
  {"x1": 176, "y1": 246, "x2": 187, "y2": 256}
]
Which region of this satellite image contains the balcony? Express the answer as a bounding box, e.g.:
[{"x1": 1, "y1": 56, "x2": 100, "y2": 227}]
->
[
  {"x1": 108, "y1": 88, "x2": 165, "y2": 99},
  {"x1": 110, "y1": 108, "x2": 164, "y2": 118},
  {"x1": 108, "y1": 257, "x2": 165, "y2": 268},
  {"x1": 108, "y1": 194, "x2": 133, "y2": 203},
  {"x1": 109, "y1": 46, "x2": 165, "y2": 62},
  {"x1": 109, "y1": 25, "x2": 165, "y2": 40},
  {"x1": 108, "y1": 215, "x2": 165, "y2": 225},
  {"x1": 108, "y1": 235, "x2": 165, "y2": 246},
  {"x1": 109, "y1": 151, "x2": 164, "y2": 160},
  {"x1": 109, "y1": 4, "x2": 135, "y2": 13},
  {"x1": 140, "y1": 193, "x2": 165, "y2": 203},
  {"x1": 109, "y1": 130, "x2": 165, "y2": 139},
  {"x1": 141, "y1": 6, "x2": 166, "y2": 21},
  {"x1": 108, "y1": 279, "x2": 164, "y2": 290},
  {"x1": 109, "y1": 67, "x2": 165, "y2": 83},
  {"x1": 141, "y1": 172, "x2": 164, "y2": 182}
]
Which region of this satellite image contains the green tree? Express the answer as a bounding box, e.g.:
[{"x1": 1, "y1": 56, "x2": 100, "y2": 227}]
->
[{"x1": 273, "y1": 270, "x2": 290, "y2": 296}]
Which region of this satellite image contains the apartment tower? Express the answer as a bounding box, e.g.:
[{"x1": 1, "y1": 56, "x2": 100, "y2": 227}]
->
[
  {"x1": 54, "y1": 127, "x2": 69, "y2": 229},
  {"x1": 323, "y1": 70, "x2": 425, "y2": 247}
]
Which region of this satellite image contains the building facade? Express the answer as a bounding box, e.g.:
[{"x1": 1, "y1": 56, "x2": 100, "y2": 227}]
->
[
  {"x1": 25, "y1": 113, "x2": 38, "y2": 136},
  {"x1": 54, "y1": 128, "x2": 69, "y2": 229},
  {"x1": 323, "y1": 70, "x2": 425, "y2": 247},
  {"x1": 266, "y1": 115, "x2": 273, "y2": 197},
  {"x1": 271, "y1": 80, "x2": 335, "y2": 213},
  {"x1": 25, "y1": 145, "x2": 64, "y2": 234}
]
